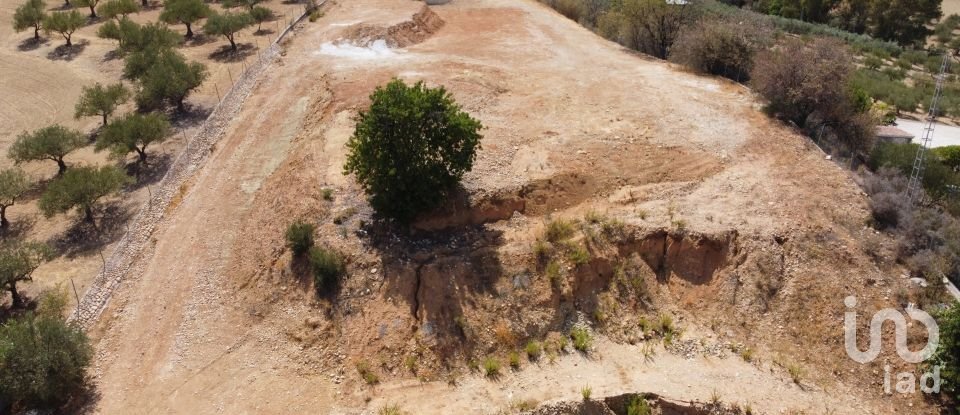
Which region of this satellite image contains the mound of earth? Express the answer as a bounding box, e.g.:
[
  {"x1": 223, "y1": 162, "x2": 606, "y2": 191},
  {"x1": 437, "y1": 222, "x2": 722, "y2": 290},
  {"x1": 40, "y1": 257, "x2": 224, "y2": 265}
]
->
[
  {"x1": 339, "y1": 5, "x2": 445, "y2": 48},
  {"x1": 85, "y1": 0, "x2": 939, "y2": 414}
]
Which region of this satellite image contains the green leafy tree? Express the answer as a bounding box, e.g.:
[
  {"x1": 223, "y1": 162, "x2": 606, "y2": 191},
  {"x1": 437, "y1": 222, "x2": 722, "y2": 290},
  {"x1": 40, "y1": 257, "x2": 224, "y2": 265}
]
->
[
  {"x1": 74, "y1": 0, "x2": 101, "y2": 18},
  {"x1": 203, "y1": 11, "x2": 253, "y2": 51},
  {"x1": 74, "y1": 82, "x2": 130, "y2": 126},
  {"x1": 250, "y1": 5, "x2": 272, "y2": 32},
  {"x1": 222, "y1": 0, "x2": 262, "y2": 11},
  {"x1": 0, "y1": 242, "x2": 52, "y2": 308},
  {"x1": 343, "y1": 79, "x2": 483, "y2": 223},
  {"x1": 933, "y1": 145, "x2": 960, "y2": 172},
  {"x1": 38, "y1": 165, "x2": 131, "y2": 223},
  {"x1": 96, "y1": 18, "x2": 122, "y2": 45},
  {"x1": 0, "y1": 169, "x2": 31, "y2": 229},
  {"x1": 0, "y1": 312, "x2": 92, "y2": 409},
  {"x1": 120, "y1": 21, "x2": 180, "y2": 55},
  {"x1": 931, "y1": 302, "x2": 960, "y2": 405},
  {"x1": 9, "y1": 125, "x2": 86, "y2": 175},
  {"x1": 132, "y1": 49, "x2": 207, "y2": 111},
  {"x1": 867, "y1": 0, "x2": 942, "y2": 46},
  {"x1": 96, "y1": 0, "x2": 139, "y2": 21},
  {"x1": 43, "y1": 10, "x2": 84, "y2": 46},
  {"x1": 13, "y1": 0, "x2": 47, "y2": 40},
  {"x1": 96, "y1": 112, "x2": 170, "y2": 163},
  {"x1": 159, "y1": 0, "x2": 211, "y2": 38}
]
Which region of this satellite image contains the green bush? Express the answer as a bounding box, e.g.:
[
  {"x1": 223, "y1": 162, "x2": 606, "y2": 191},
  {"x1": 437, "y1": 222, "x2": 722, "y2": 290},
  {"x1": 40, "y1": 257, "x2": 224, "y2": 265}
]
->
[
  {"x1": 626, "y1": 395, "x2": 652, "y2": 415},
  {"x1": 570, "y1": 327, "x2": 592, "y2": 352},
  {"x1": 309, "y1": 246, "x2": 344, "y2": 294},
  {"x1": 525, "y1": 340, "x2": 542, "y2": 360},
  {"x1": 932, "y1": 302, "x2": 960, "y2": 405},
  {"x1": 0, "y1": 313, "x2": 93, "y2": 410},
  {"x1": 343, "y1": 79, "x2": 482, "y2": 223},
  {"x1": 285, "y1": 220, "x2": 315, "y2": 256}
]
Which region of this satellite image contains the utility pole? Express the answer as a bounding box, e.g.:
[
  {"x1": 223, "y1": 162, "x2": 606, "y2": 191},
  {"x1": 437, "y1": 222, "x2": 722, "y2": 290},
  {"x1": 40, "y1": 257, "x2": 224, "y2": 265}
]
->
[{"x1": 908, "y1": 54, "x2": 950, "y2": 203}]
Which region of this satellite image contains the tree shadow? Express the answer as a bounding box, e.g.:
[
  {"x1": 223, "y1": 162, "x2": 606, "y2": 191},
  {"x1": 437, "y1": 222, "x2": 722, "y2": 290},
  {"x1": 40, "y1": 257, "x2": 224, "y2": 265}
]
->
[
  {"x1": 254, "y1": 28, "x2": 276, "y2": 36},
  {"x1": 48, "y1": 201, "x2": 134, "y2": 259},
  {"x1": 0, "y1": 216, "x2": 38, "y2": 241},
  {"x1": 46, "y1": 39, "x2": 89, "y2": 61},
  {"x1": 185, "y1": 34, "x2": 218, "y2": 47},
  {"x1": 17, "y1": 36, "x2": 49, "y2": 51},
  {"x1": 125, "y1": 153, "x2": 173, "y2": 187},
  {"x1": 170, "y1": 105, "x2": 213, "y2": 128},
  {"x1": 207, "y1": 42, "x2": 256, "y2": 62},
  {"x1": 102, "y1": 48, "x2": 124, "y2": 62}
]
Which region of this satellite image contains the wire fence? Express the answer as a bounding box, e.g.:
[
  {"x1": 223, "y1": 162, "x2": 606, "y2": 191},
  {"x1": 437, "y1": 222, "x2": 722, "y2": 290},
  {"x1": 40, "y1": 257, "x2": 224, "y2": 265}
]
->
[{"x1": 68, "y1": 3, "x2": 318, "y2": 329}]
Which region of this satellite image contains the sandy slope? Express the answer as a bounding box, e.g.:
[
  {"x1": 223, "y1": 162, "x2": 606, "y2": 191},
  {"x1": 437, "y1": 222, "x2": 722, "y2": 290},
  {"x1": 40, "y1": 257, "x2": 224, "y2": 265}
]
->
[{"x1": 88, "y1": 0, "x2": 925, "y2": 413}]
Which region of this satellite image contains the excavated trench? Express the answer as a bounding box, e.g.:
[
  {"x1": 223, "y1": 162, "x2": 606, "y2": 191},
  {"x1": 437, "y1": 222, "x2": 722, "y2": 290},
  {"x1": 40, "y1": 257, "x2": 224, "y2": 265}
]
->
[{"x1": 526, "y1": 392, "x2": 741, "y2": 415}]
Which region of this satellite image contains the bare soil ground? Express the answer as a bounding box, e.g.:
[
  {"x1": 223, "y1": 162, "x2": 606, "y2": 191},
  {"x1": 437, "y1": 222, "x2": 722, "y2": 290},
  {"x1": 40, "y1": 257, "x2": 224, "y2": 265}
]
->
[
  {"x1": 0, "y1": 0, "x2": 306, "y2": 311},
  {"x1": 84, "y1": 0, "x2": 942, "y2": 414}
]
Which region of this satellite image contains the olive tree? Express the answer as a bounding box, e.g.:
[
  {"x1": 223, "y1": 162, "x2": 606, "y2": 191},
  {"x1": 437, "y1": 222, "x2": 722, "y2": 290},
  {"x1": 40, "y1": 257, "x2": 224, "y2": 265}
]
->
[
  {"x1": 38, "y1": 165, "x2": 131, "y2": 223},
  {"x1": 0, "y1": 312, "x2": 92, "y2": 410},
  {"x1": 96, "y1": 112, "x2": 170, "y2": 163},
  {"x1": 343, "y1": 79, "x2": 483, "y2": 223},
  {"x1": 43, "y1": 10, "x2": 84, "y2": 46},
  {"x1": 0, "y1": 242, "x2": 52, "y2": 308},
  {"x1": 0, "y1": 169, "x2": 31, "y2": 229},
  {"x1": 74, "y1": 0, "x2": 101, "y2": 18},
  {"x1": 250, "y1": 5, "x2": 272, "y2": 32},
  {"x1": 203, "y1": 11, "x2": 253, "y2": 51},
  {"x1": 74, "y1": 82, "x2": 130, "y2": 126},
  {"x1": 13, "y1": 0, "x2": 47, "y2": 40},
  {"x1": 132, "y1": 49, "x2": 207, "y2": 111},
  {"x1": 159, "y1": 0, "x2": 210, "y2": 38},
  {"x1": 96, "y1": 0, "x2": 139, "y2": 21},
  {"x1": 9, "y1": 125, "x2": 86, "y2": 175}
]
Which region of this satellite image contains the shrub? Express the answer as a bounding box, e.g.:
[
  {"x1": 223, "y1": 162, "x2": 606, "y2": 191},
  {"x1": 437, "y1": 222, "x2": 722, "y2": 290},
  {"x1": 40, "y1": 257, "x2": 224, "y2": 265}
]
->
[
  {"x1": 544, "y1": 218, "x2": 576, "y2": 242},
  {"x1": 581, "y1": 385, "x2": 592, "y2": 400},
  {"x1": 626, "y1": 395, "x2": 652, "y2": 415},
  {"x1": 545, "y1": 260, "x2": 563, "y2": 288},
  {"x1": 508, "y1": 351, "x2": 521, "y2": 369},
  {"x1": 931, "y1": 302, "x2": 960, "y2": 404},
  {"x1": 482, "y1": 356, "x2": 500, "y2": 377},
  {"x1": 751, "y1": 38, "x2": 869, "y2": 143},
  {"x1": 670, "y1": 17, "x2": 770, "y2": 82},
  {"x1": 570, "y1": 327, "x2": 592, "y2": 352},
  {"x1": 566, "y1": 243, "x2": 590, "y2": 265},
  {"x1": 309, "y1": 246, "x2": 344, "y2": 294},
  {"x1": 607, "y1": 0, "x2": 698, "y2": 59},
  {"x1": 343, "y1": 79, "x2": 483, "y2": 224},
  {"x1": 0, "y1": 313, "x2": 92, "y2": 410},
  {"x1": 355, "y1": 361, "x2": 379, "y2": 385},
  {"x1": 39, "y1": 165, "x2": 132, "y2": 223},
  {"x1": 870, "y1": 142, "x2": 959, "y2": 198},
  {"x1": 285, "y1": 220, "x2": 315, "y2": 256},
  {"x1": 525, "y1": 340, "x2": 542, "y2": 360}
]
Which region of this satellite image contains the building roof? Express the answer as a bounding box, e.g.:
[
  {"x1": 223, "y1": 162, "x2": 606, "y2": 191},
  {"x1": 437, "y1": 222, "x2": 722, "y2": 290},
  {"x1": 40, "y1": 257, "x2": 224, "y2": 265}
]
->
[{"x1": 876, "y1": 125, "x2": 915, "y2": 140}]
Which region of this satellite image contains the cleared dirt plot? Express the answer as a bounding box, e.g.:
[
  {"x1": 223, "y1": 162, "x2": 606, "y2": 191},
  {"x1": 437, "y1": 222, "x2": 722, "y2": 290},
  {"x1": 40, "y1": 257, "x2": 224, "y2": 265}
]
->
[{"x1": 72, "y1": 0, "x2": 947, "y2": 414}]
